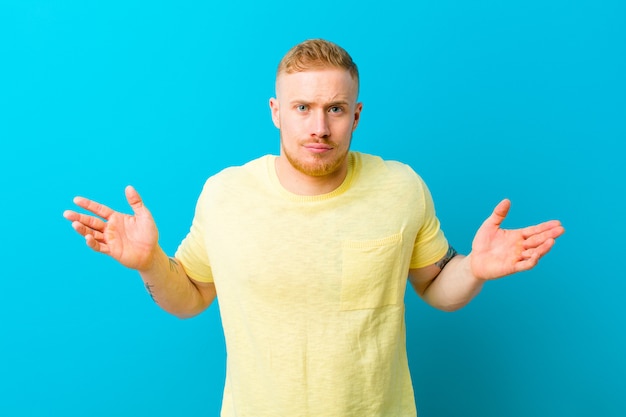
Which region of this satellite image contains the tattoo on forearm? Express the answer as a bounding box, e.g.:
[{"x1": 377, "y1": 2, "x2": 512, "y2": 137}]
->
[
  {"x1": 145, "y1": 259, "x2": 178, "y2": 304},
  {"x1": 145, "y1": 282, "x2": 158, "y2": 304},
  {"x1": 168, "y1": 258, "x2": 179, "y2": 273},
  {"x1": 435, "y1": 246, "x2": 458, "y2": 270}
]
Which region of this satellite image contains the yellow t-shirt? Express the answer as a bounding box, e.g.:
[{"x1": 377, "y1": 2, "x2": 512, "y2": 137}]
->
[{"x1": 176, "y1": 152, "x2": 449, "y2": 417}]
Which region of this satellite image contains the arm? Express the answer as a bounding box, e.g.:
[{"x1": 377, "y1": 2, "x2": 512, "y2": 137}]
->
[
  {"x1": 63, "y1": 185, "x2": 215, "y2": 318},
  {"x1": 140, "y1": 249, "x2": 216, "y2": 319},
  {"x1": 409, "y1": 249, "x2": 483, "y2": 312},
  {"x1": 409, "y1": 199, "x2": 565, "y2": 312}
]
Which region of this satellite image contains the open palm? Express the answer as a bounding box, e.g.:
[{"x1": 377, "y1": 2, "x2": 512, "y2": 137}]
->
[
  {"x1": 64, "y1": 185, "x2": 159, "y2": 271},
  {"x1": 470, "y1": 199, "x2": 565, "y2": 280}
]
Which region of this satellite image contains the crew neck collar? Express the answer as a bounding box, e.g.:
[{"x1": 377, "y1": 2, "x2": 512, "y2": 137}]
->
[{"x1": 267, "y1": 152, "x2": 356, "y2": 202}]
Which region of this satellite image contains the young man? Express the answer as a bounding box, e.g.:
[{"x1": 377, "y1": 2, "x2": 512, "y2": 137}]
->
[{"x1": 64, "y1": 39, "x2": 564, "y2": 416}]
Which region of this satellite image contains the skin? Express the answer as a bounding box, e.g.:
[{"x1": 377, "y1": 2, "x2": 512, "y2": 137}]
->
[
  {"x1": 64, "y1": 186, "x2": 216, "y2": 318},
  {"x1": 270, "y1": 68, "x2": 362, "y2": 196},
  {"x1": 408, "y1": 198, "x2": 565, "y2": 311},
  {"x1": 63, "y1": 67, "x2": 565, "y2": 317}
]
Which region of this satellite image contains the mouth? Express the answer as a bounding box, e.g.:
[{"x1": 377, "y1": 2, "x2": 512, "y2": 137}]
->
[{"x1": 303, "y1": 142, "x2": 334, "y2": 154}]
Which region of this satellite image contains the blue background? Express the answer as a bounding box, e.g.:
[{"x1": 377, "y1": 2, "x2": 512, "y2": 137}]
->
[{"x1": 1, "y1": 0, "x2": 625, "y2": 416}]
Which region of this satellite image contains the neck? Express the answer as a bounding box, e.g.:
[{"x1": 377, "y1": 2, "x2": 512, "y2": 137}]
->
[{"x1": 274, "y1": 155, "x2": 349, "y2": 196}]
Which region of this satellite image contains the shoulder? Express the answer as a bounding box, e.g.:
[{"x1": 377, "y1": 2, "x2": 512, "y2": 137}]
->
[
  {"x1": 352, "y1": 151, "x2": 427, "y2": 190},
  {"x1": 197, "y1": 155, "x2": 272, "y2": 203},
  {"x1": 204, "y1": 155, "x2": 270, "y2": 187}
]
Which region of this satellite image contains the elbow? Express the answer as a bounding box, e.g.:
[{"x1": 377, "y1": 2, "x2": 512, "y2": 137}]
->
[
  {"x1": 164, "y1": 299, "x2": 214, "y2": 320},
  {"x1": 175, "y1": 313, "x2": 199, "y2": 320},
  {"x1": 170, "y1": 306, "x2": 209, "y2": 320},
  {"x1": 431, "y1": 299, "x2": 469, "y2": 313},
  {"x1": 438, "y1": 304, "x2": 465, "y2": 313},
  {"x1": 172, "y1": 308, "x2": 202, "y2": 320},
  {"x1": 158, "y1": 306, "x2": 200, "y2": 320},
  {"x1": 421, "y1": 291, "x2": 468, "y2": 312},
  {"x1": 172, "y1": 285, "x2": 216, "y2": 319}
]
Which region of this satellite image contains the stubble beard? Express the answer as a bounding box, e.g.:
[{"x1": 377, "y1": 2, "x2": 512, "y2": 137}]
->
[{"x1": 281, "y1": 136, "x2": 351, "y2": 178}]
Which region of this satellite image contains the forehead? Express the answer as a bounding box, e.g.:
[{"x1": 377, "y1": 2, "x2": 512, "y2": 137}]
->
[{"x1": 276, "y1": 69, "x2": 358, "y2": 101}]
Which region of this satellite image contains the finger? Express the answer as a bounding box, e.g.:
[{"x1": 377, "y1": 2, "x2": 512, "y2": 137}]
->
[
  {"x1": 514, "y1": 257, "x2": 540, "y2": 273},
  {"x1": 531, "y1": 238, "x2": 556, "y2": 258},
  {"x1": 72, "y1": 196, "x2": 115, "y2": 220},
  {"x1": 84, "y1": 233, "x2": 110, "y2": 255},
  {"x1": 520, "y1": 238, "x2": 555, "y2": 262},
  {"x1": 63, "y1": 209, "x2": 80, "y2": 222},
  {"x1": 64, "y1": 210, "x2": 107, "y2": 232},
  {"x1": 487, "y1": 199, "x2": 511, "y2": 227},
  {"x1": 125, "y1": 185, "x2": 146, "y2": 215},
  {"x1": 515, "y1": 249, "x2": 543, "y2": 272},
  {"x1": 523, "y1": 226, "x2": 565, "y2": 251},
  {"x1": 71, "y1": 221, "x2": 105, "y2": 241},
  {"x1": 521, "y1": 220, "x2": 564, "y2": 240}
]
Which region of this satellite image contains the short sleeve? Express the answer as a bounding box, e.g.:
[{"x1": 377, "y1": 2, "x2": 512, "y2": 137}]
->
[
  {"x1": 175, "y1": 183, "x2": 214, "y2": 283},
  {"x1": 409, "y1": 178, "x2": 449, "y2": 269}
]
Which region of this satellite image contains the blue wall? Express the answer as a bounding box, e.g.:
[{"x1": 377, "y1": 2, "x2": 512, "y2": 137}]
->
[{"x1": 1, "y1": 1, "x2": 624, "y2": 416}]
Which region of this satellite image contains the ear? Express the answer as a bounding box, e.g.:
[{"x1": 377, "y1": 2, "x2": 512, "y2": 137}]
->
[
  {"x1": 269, "y1": 98, "x2": 280, "y2": 129},
  {"x1": 352, "y1": 102, "x2": 363, "y2": 131}
]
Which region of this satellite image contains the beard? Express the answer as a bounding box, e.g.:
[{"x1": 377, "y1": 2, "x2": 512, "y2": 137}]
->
[{"x1": 281, "y1": 136, "x2": 351, "y2": 177}]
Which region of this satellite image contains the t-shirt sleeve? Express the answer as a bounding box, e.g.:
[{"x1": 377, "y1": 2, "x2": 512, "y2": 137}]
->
[
  {"x1": 175, "y1": 183, "x2": 214, "y2": 283},
  {"x1": 409, "y1": 177, "x2": 449, "y2": 269}
]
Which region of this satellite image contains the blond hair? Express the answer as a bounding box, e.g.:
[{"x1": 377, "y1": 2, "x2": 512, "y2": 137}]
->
[{"x1": 277, "y1": 39, "x2": 359, "y2": 85}]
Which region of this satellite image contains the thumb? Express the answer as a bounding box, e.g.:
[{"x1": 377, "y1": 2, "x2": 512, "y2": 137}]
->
[
  {"x1": 125, "y1": 185, "x2": 147, "y2": 215},
  {"x1": 488, "y1": 198, "x2": 511, "y2": 228}
]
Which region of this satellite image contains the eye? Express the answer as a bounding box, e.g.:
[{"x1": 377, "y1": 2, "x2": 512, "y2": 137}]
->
[
  {"x1": 296, "y1": 104, "x2": 308, "y2": 112},
  {"x1": 329, "y1": 106, "x2": 343, "y2": 113}
]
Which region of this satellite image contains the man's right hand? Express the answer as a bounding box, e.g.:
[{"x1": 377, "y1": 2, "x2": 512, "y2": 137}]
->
[{"x1": 63, "y1": 185, "x2": 159, "y2": 272}]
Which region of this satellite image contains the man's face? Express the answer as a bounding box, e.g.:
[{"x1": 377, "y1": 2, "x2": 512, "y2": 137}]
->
[{"x1": 270, "y1": 68, "x2": 362, "y2": 178}]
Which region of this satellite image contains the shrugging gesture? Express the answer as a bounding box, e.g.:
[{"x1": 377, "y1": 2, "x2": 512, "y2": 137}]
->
[
  {"x1": 63, "y1": 185, "x2": 159, "y2": 272},
  {"x1": 410, "y1": 199, "x2": 564, "y2": 312},
  {"x1": 64, "y1": 185, "x2": 215, "y2": 317},
  {"x1": 469, "y1": 199, "x2": 565, "y2": 280}
]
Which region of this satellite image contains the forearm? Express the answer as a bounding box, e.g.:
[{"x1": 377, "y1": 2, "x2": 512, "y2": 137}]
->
[
  {"x1": 139, "y1": 247, "x2": 215, "y2": 319},
  {"x1": 420, "y1": 255, "x2": 485, "y2": 312}
]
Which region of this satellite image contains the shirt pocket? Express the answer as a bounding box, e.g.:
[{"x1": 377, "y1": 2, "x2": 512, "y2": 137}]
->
[{"x1": 339, "y1": 233, "x2": 404, "y2": 311}]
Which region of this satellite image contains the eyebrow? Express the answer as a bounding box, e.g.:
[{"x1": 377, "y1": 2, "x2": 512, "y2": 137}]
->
[{"x1": 289, "y1": 99, "x2": 351, "y2": 107}]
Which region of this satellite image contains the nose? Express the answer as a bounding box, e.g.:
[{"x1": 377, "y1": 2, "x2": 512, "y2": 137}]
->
[{"x1": 311, "y1": 110, "x2": 330, "y2": 138}]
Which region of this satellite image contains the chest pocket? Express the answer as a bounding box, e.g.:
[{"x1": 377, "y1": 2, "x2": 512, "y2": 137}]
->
[{"x1": 339, "y1": 233, "x2": 404, "y2": 311}]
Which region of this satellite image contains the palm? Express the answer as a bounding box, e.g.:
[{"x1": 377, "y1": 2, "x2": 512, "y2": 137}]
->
[
  {"x1": 470, "y1": 199, "x2": 564, "y2": 280},
  {"x1": 100, "y1": 209, "x2": 158, "y2": 269},
  {"x1": 64, "y1": 186, "x2": 159, "y2": 271}
]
